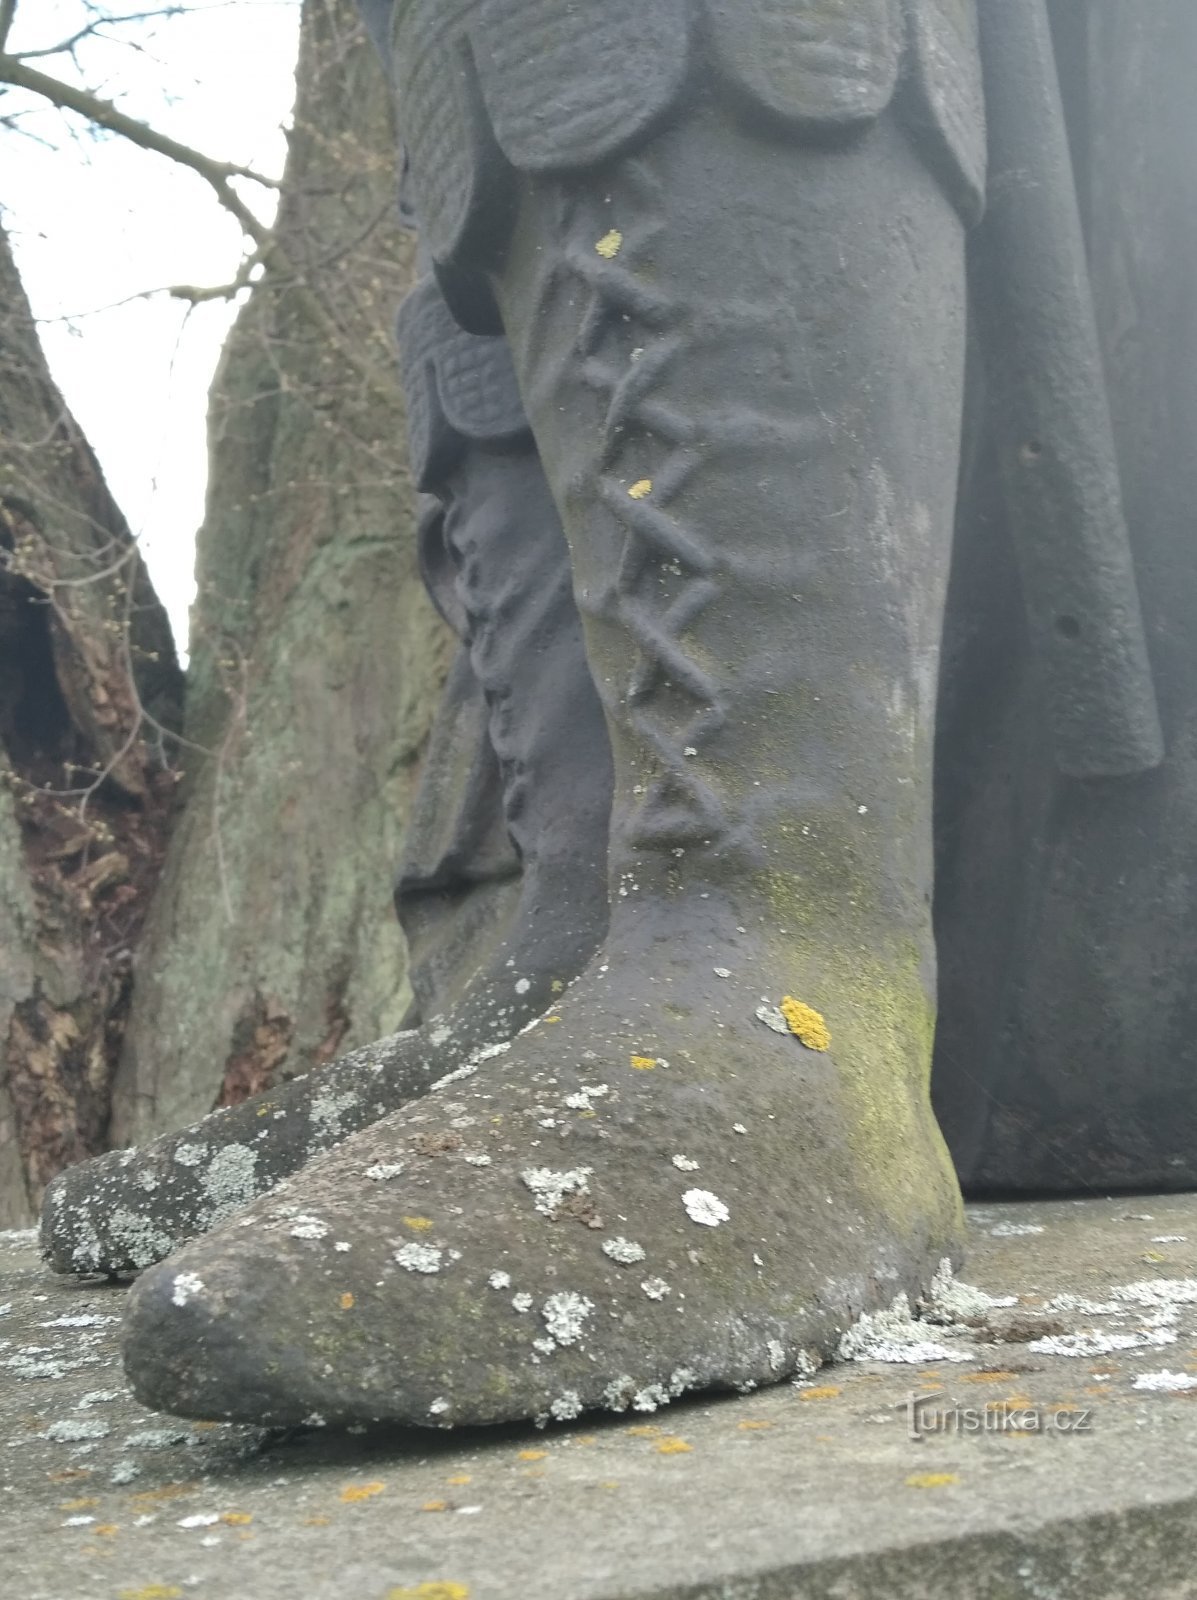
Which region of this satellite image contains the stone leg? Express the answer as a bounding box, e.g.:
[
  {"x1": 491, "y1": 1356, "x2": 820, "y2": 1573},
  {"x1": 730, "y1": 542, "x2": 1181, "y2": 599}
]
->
[{"x1": 117, "y1": 90, "x2": 972, "y2": 1426}]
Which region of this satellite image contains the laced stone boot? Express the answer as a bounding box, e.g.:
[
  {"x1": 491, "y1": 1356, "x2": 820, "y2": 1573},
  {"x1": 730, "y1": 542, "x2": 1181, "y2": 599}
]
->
[
  {"x1": 117, "y1": 0, "x2": 983, "y2": 1427},
  {"x1": 38, "y1": 278, "x2": 612, "y2": 1277}
]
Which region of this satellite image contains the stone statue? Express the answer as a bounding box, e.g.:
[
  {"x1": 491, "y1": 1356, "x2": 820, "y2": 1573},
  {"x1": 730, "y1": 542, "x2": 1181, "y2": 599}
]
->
[{"x1": 37, "y1": 0, "x2": 1193, "y2": 1429}]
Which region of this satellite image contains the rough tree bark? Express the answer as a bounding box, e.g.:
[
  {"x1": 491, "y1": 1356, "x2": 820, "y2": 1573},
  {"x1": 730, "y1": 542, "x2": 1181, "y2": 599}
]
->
[
  {"x1": 0, "y1": 0, "x2": 449, "y2": 1221},
  {"x1": 0, "y1": 221, "x2": 183, "y2": 1223}
]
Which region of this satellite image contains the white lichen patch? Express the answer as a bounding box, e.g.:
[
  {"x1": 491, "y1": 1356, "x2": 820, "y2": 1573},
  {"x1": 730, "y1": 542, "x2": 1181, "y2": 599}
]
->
[
  {"x1": 602, "y1": 1376, "x2": 636, "y2": 1412},
  {"x1": 542, "y1": 1291, "x2": 594, "y2": 1346},
  {"x1": 309, "y1": 1089, "x2": 361, "y2": 1143},
  {"x1": 532, "y1": 1336, "x2": 557, "y2": 1357},
  {"x1": 633, "y1": 1383, "x2": 671, "y2": 1412},
  {"x1": 988, "y1": 1221, "x2": 1046, "y2": 1237},
  {"x1": 683, "y1": 1189, "x2": 729, "y2": 1228},
  {"x1": 767, "y1": 1339, "x2": 786, "y2": 1372},
  {"x1": 792, "y1": 1348, "x2": 821, "y2": 1381},
  {"x1": 202, "y1": 1143, "x2": 260, "y2": 1223},
  {"x1": 1028, "y1": 1328, "x2": 1177, "y2": 1357},
  {"x1": 1111, "y1": 1277, "x2": 1197, "y2": 1310},
  {"x1": 171, "y1": 1272, "x2": 205, "y2": 1308},
  {"x1": 173, "y1": 1143, "x2": 209, "y2": 1168},
  {"x1": 671, "y1": 1155, "x2": 699, "y2": 1172},
  {"x1": 512, "y1": 1292, "x2": 534, "y2": 1313},
  {"x1": 394, "y1": 1242, "x2": 444, "y2": 1274},
  {"x1": 755, "y1": 1003, "x2": 790, "y2": 1036},
  {"x1": 564, "y1": 1084, "x2": 609, "y2": 1111},
  {"x1": 464, "y1": 1154, "x2": 492, "y2": 1167},
  {"x1": 521, "y1": 1165, "x2": 594, "y2": 1218},
  {"x1": 39, "y1": 1313, "x2": 118, "y2": 1329},
  {"x1": 42, "y1": 1418, "x2": 111, "y2": 1443},
  {"x1": 641, "y1": 1277, "x2": 671, "y2": 1300},
  {"x1": 429, "y1": 1397, "x2": 450, "y2": 1415},
  {"x1": 920, "y1": 1258, "x2": 1017, "y2": 1324},
  {"x1": 488, "y1": 1271, "x2": 512, "y2": 1290},
  {"x1": 364, "y1": 1162, "x2": 405, "y2": 1182},
  {"x1": 549, "y1": 1390, "x2": 583, "y2": 1421},
  {"x1": 108, "y1": 1207, "x2": 175, "y2": 1269},
  {"x1": 429, "y1": 1037, "x2": 509, "y2": 1092},
  {"x1": 837, "y1": 1294, "x2": 976, "y2": 1365},
  {"x1": 602, "y1": 1237, "x2": 646, "y2": 1265},
  {"x1": 515, "y1": 978, "x2": 531, "y2": 995},
  {"x1": 1132, "y1": 1370, "x2": 1197, "y2": 1392},
  {"x1": 289, "y1": 1216, "x2": 330, "y2": 1241},
  {"x1": 77, "y1": 1390, "x2": 122, "y2": 1409}
]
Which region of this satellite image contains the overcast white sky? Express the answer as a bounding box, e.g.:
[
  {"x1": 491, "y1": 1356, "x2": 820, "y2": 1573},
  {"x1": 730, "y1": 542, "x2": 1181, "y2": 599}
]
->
[{"x1": 5, "y1": 0, "x2": 304, "y2": 654}]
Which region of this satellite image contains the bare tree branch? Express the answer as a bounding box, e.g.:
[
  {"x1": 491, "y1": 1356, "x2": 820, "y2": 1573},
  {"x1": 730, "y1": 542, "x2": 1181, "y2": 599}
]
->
[
  {"x1": 13, "y1": 10, "x2": 188, "y2": 64},
  {"x1": 0, "y1": 50, "x2": 396, "y2": 402},
  {"x1": 0, "y1": 53, "x2": 280, "y2": 238}
]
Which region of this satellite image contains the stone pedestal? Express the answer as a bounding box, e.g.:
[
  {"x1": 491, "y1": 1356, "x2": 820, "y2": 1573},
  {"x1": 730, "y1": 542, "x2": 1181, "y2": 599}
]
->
[{"x1": 4, "y1": 1197, "x2": 1197, "y2": 1599}]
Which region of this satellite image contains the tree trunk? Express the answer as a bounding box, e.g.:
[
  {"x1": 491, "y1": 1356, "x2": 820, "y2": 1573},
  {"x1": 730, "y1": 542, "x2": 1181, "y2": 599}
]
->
[
  {"x1": 1, "y1": 0, "x2": 449, "y2": 1222},
  {"x1": 0, "y1": 221, "x2": 183, "y2": 1224},
  {"x1": 110, "y1": 0, "x2": 449, "y2": 1146}
]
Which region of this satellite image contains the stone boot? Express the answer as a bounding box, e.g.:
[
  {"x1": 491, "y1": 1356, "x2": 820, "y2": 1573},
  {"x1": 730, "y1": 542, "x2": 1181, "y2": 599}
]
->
[
  {"x1": 119, "y1": 58, "x2": 975, "y2": 1427},
  {"x1": 39, "y1": 284, "x2": 612, "y2": 1276}
]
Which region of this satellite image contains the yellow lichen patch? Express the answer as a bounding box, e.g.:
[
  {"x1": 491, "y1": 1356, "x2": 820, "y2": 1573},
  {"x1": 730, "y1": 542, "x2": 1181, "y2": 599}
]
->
[
  {"x1": 779, "y1": 996, "x2": 831, "y2": 1051},
  {"x1": 255, "y1": 1103, "x2": 276, "y2": 1117},
  {"x1": 48, "y1": 1469, "x2": 92, "y2": 1482},
  {"x1": 402, "y1": 1216, "x2": 434, "y2": 1232},
  {"x1": 796, "y1": 1385, "x2": 841, "y2": 1402},
  {"x1": 420, "y1": 1500, "x2": 449, "y2": 1513},
  {"x1": 60, "y1": 1496, "x2": 99, "y2": 1510},
  {"x1": 959, "y1": 1370, "x2": 1021, "y2": 1384},
  {"x1": 574, "y1": 1435, "x2": 598, "y2": 1446},
  {"x1": 340, "y1": 1292, "x2": 356, "y2": 1310},
  {"x1": 736, "y1": 1420, "x2": 773, "y2": 1431},
  {"x1": 627, "y1": 479, "x2": 653, "y2": 500},
  {"x1": 625, "y1": 1424, "x2": 662, "y2": 1437},
  {"x1": 517, "y1": 1449, "x2": 547, "y2": 1461},
  {"x1": 906, "y1": 1473, "x2": 959, "y2": 1490},
  {"x1": 595, "y1": 229, "x2": 623, "y2": 259},
  {"x1": 629, "y1": 1055, "x2": 658, "y2": 1070},
  {"x1": 446, "y1": 1474, "x2": 472, "y2": 1486},
  {"x1": 653, "y1": 1437, "x2": 692, "y2": 1455},
  {"x1": 386, "y1": 1586, "x2": 470, "y2": 1600},
  {"x1": 129, "y1": 1483, "x2": 196, "y2": 1506},
  {"x1": 1084, "y1": 1384, "x2": 1111, "y2": 1395},
  {"x1": 1142, "y1": 1250, "x2": 1167, "y2": 1264},
  {"x1": 118, "y1": 1589, "x2": 184, "y2": 1600},
  {"x1": 550, "y1": 979, "x2": 564, "y2": 994},
  {"x1": 542, "y1": 1016, "x2": 561, "y2": 1025},
  {"x1": 302, "y1": 1515, "x2": 331, "y2": 1527},
  {"x1": 340, "y1": 1481, "x2": 386, "y2": 1503},
  {"x1": 220, "y1": 1512, "x2": 253, "y2": 1526}
]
